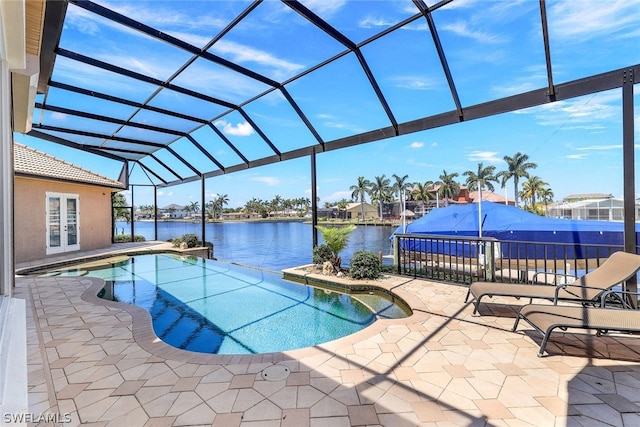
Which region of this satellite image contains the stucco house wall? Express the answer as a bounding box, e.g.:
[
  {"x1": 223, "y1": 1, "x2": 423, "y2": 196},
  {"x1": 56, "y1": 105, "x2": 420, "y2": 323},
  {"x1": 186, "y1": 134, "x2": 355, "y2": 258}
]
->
[
  {"x1": 13, "y1": 143, "x2": 125, "y2": 264},
  {"x1": 346, "y1": 202, "x2": 377, "y2": 219},
  {"x1": 14, "y1": 176, "x2": 115, "y2": 263}
]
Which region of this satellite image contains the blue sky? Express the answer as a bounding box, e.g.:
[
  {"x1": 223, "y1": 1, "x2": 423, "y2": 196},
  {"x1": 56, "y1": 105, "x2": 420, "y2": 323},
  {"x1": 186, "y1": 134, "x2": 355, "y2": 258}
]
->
[{"x1": 16, "y1": 0, "x2": 640, "y2": 209}]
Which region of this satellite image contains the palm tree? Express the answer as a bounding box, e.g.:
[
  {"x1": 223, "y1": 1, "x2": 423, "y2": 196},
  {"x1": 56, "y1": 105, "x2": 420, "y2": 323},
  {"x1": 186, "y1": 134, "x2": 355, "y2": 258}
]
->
[
  {"x1": 336, "y1": 199, "x2": 349, "y2": 220},
  {"x1": 283, "y1": 198, "x2": 293, "y2": 216},
  {"x1": 392, "y1": 173, "x2": 412, "y2": 218},
  {"x1": 315, "y1": 224, "x2": 356, "y2": 272},
  {"x1": 205, "y1": 200, "x2": 215, "y2": 220},
  {"x1": 112, "y1": 193, "x2": 130, "y2": 232},
  {"x1": 350, "y1": 176, "x2": 372, "y2": 222},
  {"x1": 540, "y1": 187, "x2": 554, "y2": 216},
  {"x1": 438, "y1": 170, "x2": 460, "y2": 206},
  {"x1": 189, "y1": 201, "x2": 200, "y2": 216},
  {"x1": 464, "y1": 162, "x2": 498, "y2": 197},
  {"x1": 464, "y1": 163, "x2": 498, "y2": 237},
  {"x1": 498, "y1": 152, "x2": 537, "y2": 207},
  {"x1": 270, "y1": 195, "x2": 283, "y2": 217},
  {"x1": 411, "y1": 180, "x2": 433, "y2": 215},
  {"x1": 213, "y1": 194, "x2": 229, "y2": 220},
  {"x1": 521, "y1": 175, "x2": 548, "y2": 209},
  {"x1": 369, "y1": 175, "x2": 391, "y2": 220}
]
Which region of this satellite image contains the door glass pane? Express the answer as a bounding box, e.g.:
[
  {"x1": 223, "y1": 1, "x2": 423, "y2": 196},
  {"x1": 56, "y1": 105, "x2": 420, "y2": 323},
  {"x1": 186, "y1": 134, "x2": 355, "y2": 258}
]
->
[
  {"x1": 66, "y1": 198, "x2": 78, "y2": 246},
  {"x1": 49, "y1": 197, "x2": 61, "y2": 248}
]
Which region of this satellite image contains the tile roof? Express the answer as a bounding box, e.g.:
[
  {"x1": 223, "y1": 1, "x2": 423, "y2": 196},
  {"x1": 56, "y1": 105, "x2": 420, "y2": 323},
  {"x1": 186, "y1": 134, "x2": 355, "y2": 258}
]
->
[
  {"x1": 467, "y1": 190, "x2": 514, "y2": 204},
  {"x1": 14, "y1": 143, "x2": 125, "y2": 189}
]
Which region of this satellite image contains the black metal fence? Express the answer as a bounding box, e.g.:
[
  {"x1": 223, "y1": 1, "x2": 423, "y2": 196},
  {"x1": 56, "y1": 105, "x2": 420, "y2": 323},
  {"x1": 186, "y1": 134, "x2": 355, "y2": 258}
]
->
[{"x1": 393, "y1": 233, "x2": 626, "y2": 285}]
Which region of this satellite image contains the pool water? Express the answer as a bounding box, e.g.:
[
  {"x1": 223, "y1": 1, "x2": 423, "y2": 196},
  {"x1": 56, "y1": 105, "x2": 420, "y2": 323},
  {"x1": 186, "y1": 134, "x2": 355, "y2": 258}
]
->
[{"x1": 50, "y1": 254, "x2": 409, "y2": 354}]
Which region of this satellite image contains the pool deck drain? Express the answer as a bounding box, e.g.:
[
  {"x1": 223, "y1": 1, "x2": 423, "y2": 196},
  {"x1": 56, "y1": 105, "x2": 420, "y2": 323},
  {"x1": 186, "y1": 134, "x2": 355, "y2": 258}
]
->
[{"x1": 261, "y1": 364, "x2": 291, "y2": 381}]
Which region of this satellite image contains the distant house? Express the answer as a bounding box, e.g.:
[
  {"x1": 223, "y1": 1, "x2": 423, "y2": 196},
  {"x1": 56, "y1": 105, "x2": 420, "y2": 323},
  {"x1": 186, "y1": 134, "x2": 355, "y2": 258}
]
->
[
  {"x1": 158, "y1": 204, "x2": 187, "y2": 219},
  {"x1": 467, "y1": 190, "x2": 515, "y2": 206},
  {"x1": 221, "y1": 211, "x2": 262, "y2": 220},
  {"x1": 546, "y1": 198, "x2": 640, "y2": 221},
  {"x1": 344, "y1": 202, "x2": 378, "y2": 220},
  {"x1": 13, "y1": 143, "x2": 126, "y2": 263}
]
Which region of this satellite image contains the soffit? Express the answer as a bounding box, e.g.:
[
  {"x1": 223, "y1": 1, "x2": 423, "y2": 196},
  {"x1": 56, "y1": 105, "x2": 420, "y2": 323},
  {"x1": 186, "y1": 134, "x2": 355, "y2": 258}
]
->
[{"x1": 26, "y1": 0, "x2": 46, "y2": 56}]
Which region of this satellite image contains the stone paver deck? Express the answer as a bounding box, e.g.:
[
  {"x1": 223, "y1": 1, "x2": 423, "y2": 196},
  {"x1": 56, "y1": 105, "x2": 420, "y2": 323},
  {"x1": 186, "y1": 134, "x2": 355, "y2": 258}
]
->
[{"x1": 14, "y1": 244, "x2": 640, "y2": 426}]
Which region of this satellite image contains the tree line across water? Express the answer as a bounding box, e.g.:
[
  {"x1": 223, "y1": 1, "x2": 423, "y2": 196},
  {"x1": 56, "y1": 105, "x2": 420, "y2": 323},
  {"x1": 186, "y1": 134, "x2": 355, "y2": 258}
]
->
[
  {"x1": 116, "y1": 152, "x2": 553, "y2": 221},
  {"x1": 347, "y1": 152, "x2": 552, "y2": 220}
]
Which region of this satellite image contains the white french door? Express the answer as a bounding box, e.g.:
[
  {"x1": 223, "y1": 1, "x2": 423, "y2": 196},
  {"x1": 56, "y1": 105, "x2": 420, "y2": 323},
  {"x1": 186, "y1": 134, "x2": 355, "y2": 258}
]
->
[{"x1": 46, "y1": 192, "x2": 80, "y2": 255}]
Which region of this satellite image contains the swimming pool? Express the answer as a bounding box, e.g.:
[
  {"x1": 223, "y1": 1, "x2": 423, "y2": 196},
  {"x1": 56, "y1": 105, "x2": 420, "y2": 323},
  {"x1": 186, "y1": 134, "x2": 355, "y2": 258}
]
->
[{"x1": 46, "y1": 253, "x2": 410, "y2": 354}]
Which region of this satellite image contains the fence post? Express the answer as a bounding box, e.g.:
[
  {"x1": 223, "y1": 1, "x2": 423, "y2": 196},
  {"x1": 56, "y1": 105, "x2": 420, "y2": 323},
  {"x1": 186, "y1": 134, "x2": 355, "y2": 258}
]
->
[
  {"x1": 484, "y1": 241, "x2": 494, "y2": 281},
  {"x1": 394, "y1": 235, "x2": 400, "y2": 274}
]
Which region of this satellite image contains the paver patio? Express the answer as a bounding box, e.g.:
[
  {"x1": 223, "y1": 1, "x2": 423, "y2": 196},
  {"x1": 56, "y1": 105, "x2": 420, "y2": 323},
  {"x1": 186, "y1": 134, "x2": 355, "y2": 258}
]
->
[{"x1": 13, "y1": 243, "x2": 640, "y2": 426}]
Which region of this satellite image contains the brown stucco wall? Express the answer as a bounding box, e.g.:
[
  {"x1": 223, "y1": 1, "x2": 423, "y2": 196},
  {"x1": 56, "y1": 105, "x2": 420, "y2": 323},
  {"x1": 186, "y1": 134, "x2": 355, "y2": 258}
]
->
[{"x1": 14, "y1": 176, "x2": 115, "y2": 263}]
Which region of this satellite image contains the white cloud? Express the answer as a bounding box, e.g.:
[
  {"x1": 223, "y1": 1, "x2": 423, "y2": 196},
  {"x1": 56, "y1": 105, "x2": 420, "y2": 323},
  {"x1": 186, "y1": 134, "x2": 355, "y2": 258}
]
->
[
  {"x1": 99, "y1": 1, "x2": 229, "y2": 33},
  {"x1": 210, "y1": 40, "x2": 304, "y2": 80},
  {"x1": 565, "y1": 154, "x2": 588, "y2": 160},
  {"x1": 214, "y1": 120, "x2": 254, "y2": 136},
  {"x1": 251, "y1": 176, "x2": 280, "y2": 186},
  {"x1": 316, "y1": 113, "x2": 364, "y2": 133},
  {"x1": 490, "y1": 65, "x2": 547, "y2": 97},
  {"x1": 299, "y1": 0, "x2": 346, "y2": 18},
  {"x1": 98, "y1": 54, "x2": 161, "y2": 78},
  {"x1": 172, "y1": 63, "x2": 267, "y2": 100},
  {"x1": 548, "y1": 0, "x2": 640, "y2": 42},
  {"x1": 442, "y1": 0, "x2": 483, "y2": 10},
  {"x1": 323, "y1": 190, "x2": 351, "y2": 203},
  {"x1": 359, "y1": 16, "x2": 397, "y2": 29},
  {"x1": 50, "y1": 112, "x2": 67, "y2": 121},
  {"x1": 65, "y1": 7, "x2": 101, "y2": 35},
  {"x1": 166, "y1": 31, "x2": 213, "y2": 50},
  {"x1": 390, "y1": 75, "x2": 437, "y2": 91},
  {"x1": 409, "y1": 142, "x2": 424, "y2": 149},
  {"x1": 518, "y1": 95, "x2": 619, "y2": 129},
  {"x1": 468, "y1": 151, "x2": 501, "y2": 163},
  {"x1": 577, "y1": 144, "x2": 623, "y2": 151},
  {"x1": 440, "y1": 21, "x2": 505, "y2": 44}
]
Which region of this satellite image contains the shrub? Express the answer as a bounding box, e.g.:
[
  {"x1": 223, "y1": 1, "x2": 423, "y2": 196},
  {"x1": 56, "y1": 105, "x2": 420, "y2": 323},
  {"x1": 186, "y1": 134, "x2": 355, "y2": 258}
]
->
[
  {"x1": 113, "y1": 234, "x2": 146, "y2": 243},
  {"x1": 182, "y1": 233, "x2": 199, "y2": 248},
  {"x1": 170, "y1": 234, "x2": 214, "y2": 252},
  {"x1": 312, "y1": 244, "x2": 333, "y2": 265},
  {"x1": 349, "y1": 251, "x2": 382, "y2": 280}
]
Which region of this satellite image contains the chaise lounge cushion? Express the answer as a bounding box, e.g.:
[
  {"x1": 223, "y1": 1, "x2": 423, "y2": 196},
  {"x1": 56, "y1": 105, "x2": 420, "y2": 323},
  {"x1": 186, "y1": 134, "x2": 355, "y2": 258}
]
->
[
  {"x1": 465, "y1": 251, "x2": 640, "y2": 314},
  {"x1": 513, "y1": 303, "x2": 640, "y2": 356}
]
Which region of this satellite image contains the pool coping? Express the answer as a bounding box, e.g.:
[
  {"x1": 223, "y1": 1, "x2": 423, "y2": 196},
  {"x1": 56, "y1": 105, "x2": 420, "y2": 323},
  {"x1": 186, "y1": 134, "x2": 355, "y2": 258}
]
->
[
  {"x1": 15, "y1": 245, "x2": 208, "y2": 276},
  {"x1": 75, "y1": 263, "x2": 430, "y2": 365}
]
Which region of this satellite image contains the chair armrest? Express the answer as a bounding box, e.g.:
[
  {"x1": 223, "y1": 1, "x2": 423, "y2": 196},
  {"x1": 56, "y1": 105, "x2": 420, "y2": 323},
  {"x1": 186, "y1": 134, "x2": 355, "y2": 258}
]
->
[
  {"x1": 600, "y1": 289, "x2": 640, "y2": 308},
  {"x1": 553, "y1": 283, "x2": 623, "y2": 303},
  {"x1": 532, "y1": 271, "x2": 577, "y2": 285}
]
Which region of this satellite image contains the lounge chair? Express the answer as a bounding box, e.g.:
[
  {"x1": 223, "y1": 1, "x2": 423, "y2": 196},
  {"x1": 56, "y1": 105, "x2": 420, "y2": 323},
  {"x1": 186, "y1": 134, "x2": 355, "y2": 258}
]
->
[
  {"x1": 513, "y1": 295, "x2": 640, "y2": 357},
  {"x1": 465, "y1": 251, "x2": 640, "y2": 315}
]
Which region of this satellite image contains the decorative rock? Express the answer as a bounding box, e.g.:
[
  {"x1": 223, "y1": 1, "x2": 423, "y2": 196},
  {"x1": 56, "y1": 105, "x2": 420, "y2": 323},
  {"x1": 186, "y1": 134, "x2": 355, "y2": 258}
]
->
[
  {"x1": 179, "y1": 242, "x2": 188, "y2": 250},
  {"x1": 322, "y1": 261, "x2": 333, "y2": 275}
]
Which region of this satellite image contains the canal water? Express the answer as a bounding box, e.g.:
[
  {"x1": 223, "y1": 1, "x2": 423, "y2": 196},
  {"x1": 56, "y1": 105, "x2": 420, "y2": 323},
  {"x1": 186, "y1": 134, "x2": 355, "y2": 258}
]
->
[{"x1": 116, "y1": 220, "x2": 396, "y2": 271}]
